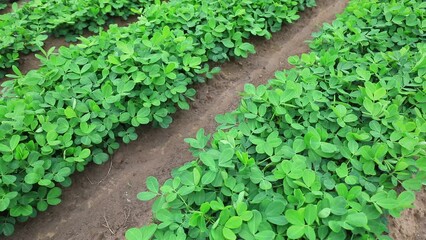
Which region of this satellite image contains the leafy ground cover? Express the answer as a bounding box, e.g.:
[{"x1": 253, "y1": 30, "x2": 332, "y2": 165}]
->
[
  {"x1": 0, "y1": 0, "x2": 151, "y2": 78},
  {"x1": 127, "y1": 0, "x2": 426, "y2": 239},
  {"x1": 0, "y1": 0, "x2": 315, "y2": 236}
]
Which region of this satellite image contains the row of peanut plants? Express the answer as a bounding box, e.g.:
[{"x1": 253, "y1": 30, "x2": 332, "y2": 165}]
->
[{"x1": 127, "y1": 0, "x2": 426, "y2": 239}]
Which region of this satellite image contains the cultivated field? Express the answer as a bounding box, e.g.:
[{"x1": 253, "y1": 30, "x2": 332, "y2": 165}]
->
[{"x1": 1, "y1": 0, "x2": 425, "y2": 239}]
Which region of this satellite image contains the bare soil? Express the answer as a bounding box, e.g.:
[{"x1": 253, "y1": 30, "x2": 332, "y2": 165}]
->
[
  {"x1": 5, "y1": 0, "x2": 424, "y2": 239},
  {"x1": 389, "y1": 188, "x2": 426, "y2": 239}
]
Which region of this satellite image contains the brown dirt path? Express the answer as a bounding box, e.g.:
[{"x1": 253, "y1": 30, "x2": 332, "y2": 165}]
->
[{"x1": 7, "y1": 0, "x2": 421, "y2": 239}]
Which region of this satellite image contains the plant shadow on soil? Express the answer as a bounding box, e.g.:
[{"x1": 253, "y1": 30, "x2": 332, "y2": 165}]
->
[{"x1": 6, "y1": 0, "x2": 425, "y2": 239}]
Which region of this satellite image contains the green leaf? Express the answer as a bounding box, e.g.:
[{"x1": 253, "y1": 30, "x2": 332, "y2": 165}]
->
[
  {"x1": 265, "y1": 202, "x2": 286, "y2": 218},
  {"x1": 146, "y1": 176, "x2": 159, "y2": 194},
  {"x1": 302, "y1": 169, "x2": 316, "y2": 187},
  {"x1": 37, "y1": 200, "x2": 48, "y2": 211},
  {"x1": 333, "y1": 104, "x2": 347, "y2": 118},
  {"x1": 402, "y1": 178, "x2": 422, "y2": 191},
  {"x1": 318, "y1": 208, "x2": 331, "y2": 218},
  {"x1": 259, "y1": 179, "x2": 272, "y2": 190},
  {"x1": 372, "y1": 193, "x2": 398, "y2": 209},
  {"x1": 406, "y1": 13, "x2": 418, "y2": 26},
  {"x1": 336, "y1": 163, "x2": 348, "y2": 178},
  {"x1": 200, "y1": 152, "x2": 216, "y2": 170},
  {"x1": 293, "y1": 139, "x2": 306, "y2": 153},
  {"x1": 125, "y1": 225, "x2": 157, "y2": 240},
  {"x1": 225, "y1": 216, "x2": 242, "y2": 229},
  {"x1": 193, "y1": 168, "x2": 201, "y2": 186},
  {"x1": 304, "y1": 129, "x2": 321, "y2": 150},
  {"x1": 399, "y1": 137, "x2": 417, "y2": 151},
  {"x1": 287, "y1": 225, "x2": 305, "y2": 239},
  {"x1": 0, "y1": 143, "x2": 11, "y2": 152},
  {"x1": 24, "y1": 173, "x2": 41, "y2": 184},
  {"x1": 141, "y1": 224, "x2": 157, "y2": 240},
  {"x1": 64, "y1": 107, "x2": 77, "y2": 118},
  {"x1": 304, "y1": 205, "x2": 317, "y2": 225},
  {"x1": 2, "y1": 223, "x2": 14, "y2": 236},
  {"x1": 137, "y1": 192, "x2": 157, "y2": 201},
  {"x1": 0, "y1": 198, "x2": 10, "y2": 211},
  {"x1": 239, "y1": 43, "x2": 255, "y2": 53},
  {"x1": 219, "y1": 148, "x2": 234, "y2": 167},
  {"x1": 137, "y1": 107, "x2": 151, "y2": 124},
  {"x1": 330, "y1": 196, "x2": 347, "y2": 215},
  {"x1": 320, "y1": 142, "x2": 338, "y2": 153},
  {"x1": 47, "y1": 188, "x2": 62, "y2": 205},
  {"x1": 178, "y1": 186, "x2": 195, "y2": 196},
  {"x1": 2, "y1": 175, "x2": 16, "y2": 185},
  {"x1": 9, "y1": 135, "x2": 20, "y2": 150},
  {"x1": 117, "y1": 41, "x2": 134, "y2": 55},
  {"x1": 328, "y1": 220, "x2": 342, "y2": 232},
  {"x1": 255, "y1": 231, "x2": 276, "y2": 240},
  {"x1": 222, "y1": 227, "x2": 236, "y2": 240},
  {"x1": 397, "y1": 191, "x2": 415, "y2": 208},
  {"x1": 346, "y1": 212, "x2": 368, "y2": 227},
  {"x1": 305, "y1": 226, "x2": 316, "y2": 240},
  {"x1": 79, "y1": 149, "x2": 91, "y2": 159},
  {"x1": 345, "y1": 175, "x2": 358, "y2": 185},
  {"x1": 285, "y1": 209, "x2": 304, "y2": 225},
  {"x1": 10, "y1": 205, "x2": 33, "y2": 217},
  {"x1": 93, "y1": 152, "x2": 109, "y2": 164},
  {"x1": 165, "y1": 62, "x2": 178, "y2": 73},
  {"x1": 56, "y1": 118, "x2": 70, "y2": 134},
  {"x1": 39, "y1": 179, "x2": 52, "y2": 186},
  {"x1": 201, "y1": 171, "x2": 216, "y2": 185},
  {"x1": 266, "y1": 214, "x2": 287, "y2": 226},
  {"x1": 125, "y1": 228, "x2": 143, "y2": 240}
]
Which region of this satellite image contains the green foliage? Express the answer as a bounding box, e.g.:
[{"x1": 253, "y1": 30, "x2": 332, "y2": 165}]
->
[
  {"x1": 0, "y1": 0, "x2": 314, "y2": 236},
  {"x1": 0, "y1": 3, "x2": 7, "y2": 10},
  {"x1": 0, "y1": 0, "x2": 152, "y2": 78},
  {"x1": 128, "y1": 0, "x2": 426, "y2": 239}
]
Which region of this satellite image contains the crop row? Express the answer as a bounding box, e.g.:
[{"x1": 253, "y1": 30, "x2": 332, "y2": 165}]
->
[
  {"x1": 0, "y1": 0, "x2": 316, "y2": 236},
  {"x1": 0, "y1": 0, "x2": 153, "y2": 78},
  {"x1": 127, "y1": 0, "x2": 426, "y2": 239}
]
